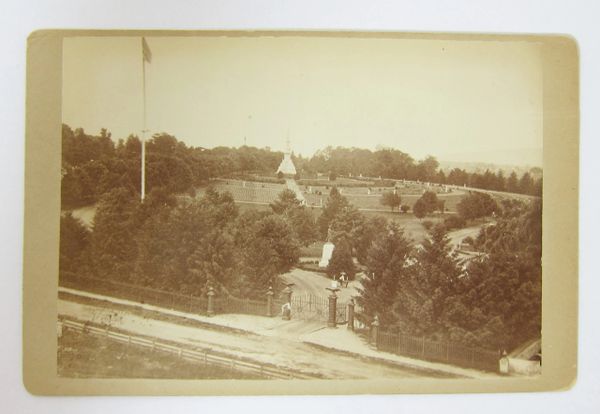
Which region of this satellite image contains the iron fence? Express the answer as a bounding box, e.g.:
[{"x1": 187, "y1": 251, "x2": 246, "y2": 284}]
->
[
  {"x1": 215, "y1": 296, "x2": 270, "y2": 317},
  {"x1": 61, "y1": 274, "x2": 347, "y2": 325},
  {"x1": 291, "y1": 292, "x2": 347, "y2": 323},
  {"x1": 377, "y1": 330, "x2": 499, "y2": 372}
]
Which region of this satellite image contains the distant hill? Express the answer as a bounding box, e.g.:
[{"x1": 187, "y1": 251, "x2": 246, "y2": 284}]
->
[{"x1": 439, "y1": 148, "x2": 542, "y2": 174}]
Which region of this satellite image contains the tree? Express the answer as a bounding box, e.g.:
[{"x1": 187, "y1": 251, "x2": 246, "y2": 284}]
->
[
  {"x1": 187, "y1": 229, "x2": 240, "y2": 296},
  {"x1": 59, "y1": 213, "x2": 91, "y2": 276},
  {"x1": 412, "y1": 191, "x2": 440, "y2": 219},
  {"x1": 317, "y1": 186, "x2": 349, "y2": 239},
  {"x1": 354, "y1": 215, "x2": 388, "y2": 264},
  {"x1": 237, "y1": 214, "x2": 300, "y2": 297},
  {"x1": 329, "y1": 204, "x2": 364, "y2": 248},
  {"x1": 420, "y1": 191, "x2": 440, "y2": 213},
  {"x1": 270, "y1": 189, "x2": 301, "y2": 214},
  {"x1": 456, "y1": 191, "x2": 498, "y2": 220},
  {"x1": 380, "y1": 191, "x2": 402, "y2": 212},
  {"x1": 408, "y1": 224, "x2": 462, "y2": 337},
  {"x1": 413, "y1": 198, "x2": 427, "y2": 219},
  {"x1": 357, "y1": 223, "x2": 414, "y2": 327},
  {"x1": 270, "y1": 189, "x2": 318, "y2": 246},
  {"x1": 416, "y1": 155, "x2": 439, "y2": 182},
  {"x1": 287, "y1": 207, "x2": 318, "y2": 247},
  {"x1": 506, "y1": 171, "x2": 519, "y2": 193},
  {"x1": 326, "y1": 238, "x2": 356, "y2": 280},
  {"x1": 90, "y1": 187, "x2": 139, "y2": 282},
  {"x1": 519, "y1": 172, "x2": 534, "y2": 195}
]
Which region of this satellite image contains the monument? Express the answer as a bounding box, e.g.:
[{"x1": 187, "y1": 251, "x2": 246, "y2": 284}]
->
[
  {"x1": 319, "y1": 226, "x2": 335, "y2": 268},
  {"x1": 319, "y1": 242, "x2": 335, "y2": 268}
]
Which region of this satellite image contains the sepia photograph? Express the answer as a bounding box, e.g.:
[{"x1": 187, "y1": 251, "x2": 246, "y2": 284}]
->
[{"x1": 54, "y1": 33, "x2": 545, "y2": 382}]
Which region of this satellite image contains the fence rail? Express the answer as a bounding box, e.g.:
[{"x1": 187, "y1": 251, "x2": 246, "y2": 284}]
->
[
  {"x1": 59, "y1": 318, "x2": 317, "y2": 380},
  {"x1": 377, "y1": 330, "x2": 499, "y2": 372}
]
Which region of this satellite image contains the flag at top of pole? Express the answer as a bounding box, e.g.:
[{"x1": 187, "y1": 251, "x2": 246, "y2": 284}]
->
[
  {"x1": 142, "y1": 37, "x2": 152, "y2": 63},
  {"x1": 140, "y1": 37, "x2": 152, "y2": 202}
]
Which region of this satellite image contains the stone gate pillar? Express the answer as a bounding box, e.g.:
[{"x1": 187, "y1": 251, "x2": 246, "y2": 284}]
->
[
  {"x1": 266, "y1": 286, "x2": 274, "y2": 317},
  {"x1": 346, "y1": 298, "x2": 355, "y2": 331},
  {"x1": 371, "y1": 315, "x2": 380, "y2": 346},
  {"x1": 207, "y1": 286, "x2": 215, "y2": 317},
  {"x1": 326, "y1": 284, "x2": 341, "y2": 328}
]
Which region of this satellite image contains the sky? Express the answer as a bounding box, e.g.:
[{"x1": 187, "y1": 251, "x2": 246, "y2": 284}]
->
[{"x1": 62, "y1": 35, "x2": 543, "y2": 166}]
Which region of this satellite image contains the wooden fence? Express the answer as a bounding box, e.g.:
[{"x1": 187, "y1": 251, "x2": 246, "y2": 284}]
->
[{"x1": 59, "y1": 318, "x2": 317, "y2": 379}]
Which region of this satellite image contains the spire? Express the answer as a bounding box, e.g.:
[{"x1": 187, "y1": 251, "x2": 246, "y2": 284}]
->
[{"x1": 276, "y1": 133, "x2": 297, "y2": 175}]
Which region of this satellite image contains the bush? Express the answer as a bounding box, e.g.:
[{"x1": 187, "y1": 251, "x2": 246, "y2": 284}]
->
[
  {"x1": 444, "y1": 215, "x2": 467, "y2": 230},
  {"x1": 400, "y1": 204, "x2": 410, "y2": 213},
  {"x1": 422, "y1": 220, "x2": 434, "y2": 230}
]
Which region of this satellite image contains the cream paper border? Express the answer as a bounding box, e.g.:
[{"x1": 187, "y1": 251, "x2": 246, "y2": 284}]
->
[{"x1": 23, "y1": 30, "x2": 578, "y2": 395}]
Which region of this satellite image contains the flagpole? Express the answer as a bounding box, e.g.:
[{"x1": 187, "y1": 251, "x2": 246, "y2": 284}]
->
[{"x1": 141, "y1": 38, "x2": 147, "y2": 202}]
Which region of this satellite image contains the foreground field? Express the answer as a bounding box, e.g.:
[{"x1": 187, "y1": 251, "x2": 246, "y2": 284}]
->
[{"x1": 58, "y1": 328, "x2": 259, "y2": 379}]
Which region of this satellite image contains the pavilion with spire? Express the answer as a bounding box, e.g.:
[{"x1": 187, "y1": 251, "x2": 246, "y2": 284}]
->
[{"x1": 276, "y1": 138, "x2": 297, "y2": 176}]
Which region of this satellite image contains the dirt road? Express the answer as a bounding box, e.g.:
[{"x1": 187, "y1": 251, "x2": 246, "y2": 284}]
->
[
  {"x1": 281, "y1": 268, "x2": 360, "y2": 303},
  {"x1": 58, "y1": 298, "x2": 440, "y2": 379}
]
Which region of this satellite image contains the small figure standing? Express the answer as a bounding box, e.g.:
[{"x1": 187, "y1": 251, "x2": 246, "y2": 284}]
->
[
  {"x1": 281, "y1": 302, "x2": 292, "y2": 320},
  {"x1": 339, "y1": 272, "x2": 347, "y2": 288}
]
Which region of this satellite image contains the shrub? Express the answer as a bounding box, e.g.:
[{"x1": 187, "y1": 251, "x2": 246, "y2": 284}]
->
[
  {"x1": 444, "y1": 215, "x2": 467, "y2": 230},
  {"x1": 422, "y1": 220, "x2": 434, "y2": 230}
]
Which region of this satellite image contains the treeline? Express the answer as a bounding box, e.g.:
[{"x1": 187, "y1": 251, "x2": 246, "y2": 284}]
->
[
  {"x1": 62, "y1": 126, "x2": 541, "y2": 209},
  {"x1": 294, "y1": 146, "x2": 542, "y2": 196},
  {"x1": 61, "y1": 124, "x2": 282, "y2": 208},
  {"x1": 356, "y1": 198, "x2": 541, "y2": 351},
  {"x1": 60, "y1": 186, "x2": 319, "y2": 300}
]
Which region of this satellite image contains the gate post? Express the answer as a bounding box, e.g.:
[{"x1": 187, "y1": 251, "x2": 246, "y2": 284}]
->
[
  {"x1": 326, "y1": 284, "x2": 340, "y2": 328},
  {"x1": 346, "y1": 298, "x2": 355, "y2": 331},
  {"x1": 207, "y1": 286, "x2": 215, "y2": 317},
  {"x1": 266, "y1": 286, "x2": 274, "y2": 317},
  {"x1": 371, "y1": 315, "x2": 380, "y2": 347}
]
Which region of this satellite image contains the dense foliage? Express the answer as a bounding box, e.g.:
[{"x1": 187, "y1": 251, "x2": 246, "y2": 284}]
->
[
  {"x1": 413, "y1": 191, "x2": 443, "y2": 218},
  {"x1": 61, "y1": 124, "x2": 283, "y2": 208},
  {"x1": 357, "y1": 199, "x2": 541, "y2": 351},
  {"x1": 60, "y1": 186, "x2": 300, "y2": 299},
  {"x1": 456, "y1": 192, "x2": 499, "y2": 220}
]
